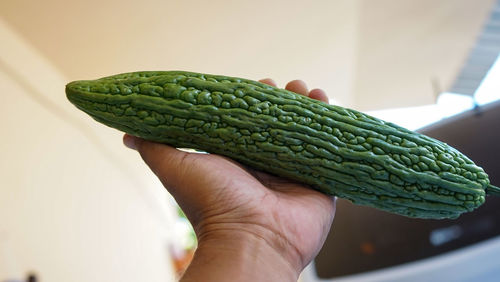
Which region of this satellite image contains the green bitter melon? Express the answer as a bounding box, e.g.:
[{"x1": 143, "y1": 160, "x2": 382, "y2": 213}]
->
[{"x1": 65, "y1": 71, "x2": 500, "y2": 219}]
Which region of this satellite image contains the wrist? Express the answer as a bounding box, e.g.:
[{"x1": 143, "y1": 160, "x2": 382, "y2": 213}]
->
[{"x1": 181, "y1": 229, "x2": 300, "y2": 282}]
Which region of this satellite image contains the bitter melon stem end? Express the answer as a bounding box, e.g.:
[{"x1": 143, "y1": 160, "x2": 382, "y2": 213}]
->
[{"x1": 486, "y1": 184, "x2": 500, "y2": 196}]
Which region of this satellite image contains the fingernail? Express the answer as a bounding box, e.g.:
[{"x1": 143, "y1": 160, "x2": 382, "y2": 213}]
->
[
  {"x1": 309, "y1": 88, "x2": 329, "y2": 104},
  {"x1": 258, "y1": 78, "x2": 277, "y2": 87},
  {"x1": 123, "y1": 134, "x2": 137, "y2": 150}
]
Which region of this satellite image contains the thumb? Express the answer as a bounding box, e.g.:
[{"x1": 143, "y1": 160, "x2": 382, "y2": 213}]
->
[
  {"x1": 123, "y1": 134, "x2": 189, "y2": 187},
  {"x1": 123, "y1": 134, "x2": 215, "y2": 220}
]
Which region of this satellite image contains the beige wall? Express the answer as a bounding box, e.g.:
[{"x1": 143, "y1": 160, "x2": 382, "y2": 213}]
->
[
  {"x1": 0, "y1": 0, "x2": 360, "y2": 105},
  {"x1": 0, "y1": 19, "x2": 177, "y2": 281}
]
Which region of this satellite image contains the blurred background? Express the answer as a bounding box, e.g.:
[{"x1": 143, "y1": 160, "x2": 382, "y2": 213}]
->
[{"x1": 1, "y1": 0, "x2": 499, "y2": 281}]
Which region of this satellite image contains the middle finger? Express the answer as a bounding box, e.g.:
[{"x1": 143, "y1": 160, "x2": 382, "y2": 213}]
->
[{"x1": 285, "y1": 80, "x2": 308, "y2": 96}]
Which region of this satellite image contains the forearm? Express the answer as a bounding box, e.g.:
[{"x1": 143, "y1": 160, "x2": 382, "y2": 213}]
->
[{"x1": 180, "y1": 232, "x2": 300, "y2": 282}]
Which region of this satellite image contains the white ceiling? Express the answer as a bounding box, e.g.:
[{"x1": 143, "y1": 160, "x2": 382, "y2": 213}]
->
[
  {"x1": 0, "y1": 0, "x2": 495, "y2": 110},
  {"x1": 354, "y1": 0, "x2": 496, "y2": 109}
]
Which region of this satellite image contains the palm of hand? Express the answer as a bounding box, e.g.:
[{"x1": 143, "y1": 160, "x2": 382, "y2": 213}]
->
[{"x1": 175, "y1": 151, "x2": 335, "y2": 269}]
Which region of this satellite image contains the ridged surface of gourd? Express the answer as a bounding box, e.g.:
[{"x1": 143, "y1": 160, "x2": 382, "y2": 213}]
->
[{"x1": 66, "y1": 71, "x2": 494, "y2": 219}]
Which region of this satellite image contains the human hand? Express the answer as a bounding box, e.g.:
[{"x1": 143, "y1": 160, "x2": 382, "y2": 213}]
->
[{"x1": 123, "y1": 79, "x2": 336, "y2": 282}]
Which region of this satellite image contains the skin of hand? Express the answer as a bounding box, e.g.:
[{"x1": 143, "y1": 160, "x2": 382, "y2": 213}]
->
[{"x1": 123, "y1": 79, "x2": 336, "y2": 282}]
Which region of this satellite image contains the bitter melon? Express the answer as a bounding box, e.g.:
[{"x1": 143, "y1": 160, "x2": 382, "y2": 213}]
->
[{"x1": 66, "y1": 71, "x2": 500, "y2": 219}]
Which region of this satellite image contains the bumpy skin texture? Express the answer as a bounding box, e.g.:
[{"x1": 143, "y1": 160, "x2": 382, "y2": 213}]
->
[{"x1": 66, "y1": 71, "x2": 492, "y2": 219}]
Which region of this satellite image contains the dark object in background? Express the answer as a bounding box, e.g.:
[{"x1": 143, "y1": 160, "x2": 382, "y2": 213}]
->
[
  {"x1": 26, "y1": 273, "x2": 36, "y2": 282},
  {"x1": 314, "y1": 100, "x2": 500, "y2": 279}
]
